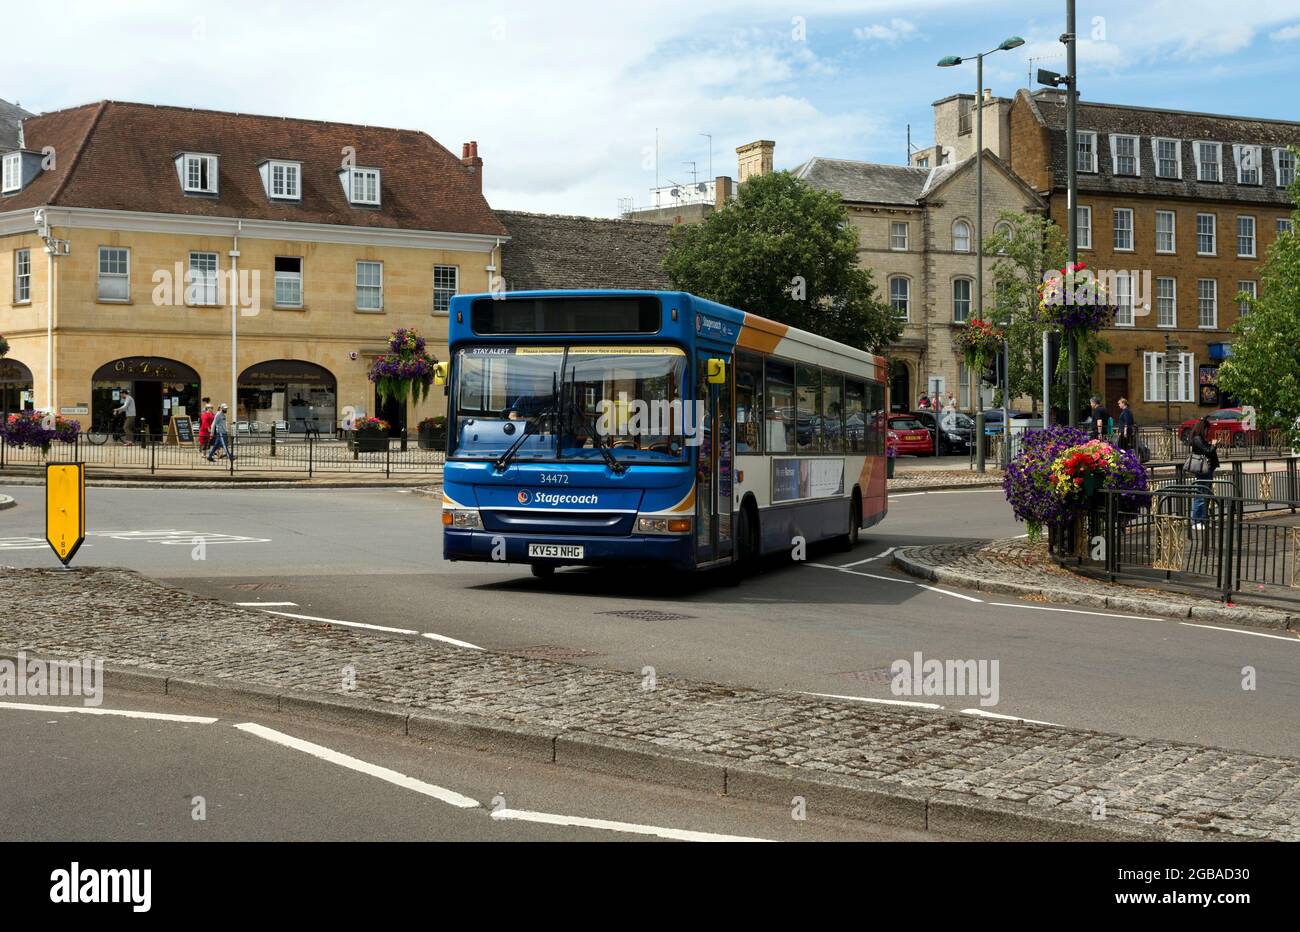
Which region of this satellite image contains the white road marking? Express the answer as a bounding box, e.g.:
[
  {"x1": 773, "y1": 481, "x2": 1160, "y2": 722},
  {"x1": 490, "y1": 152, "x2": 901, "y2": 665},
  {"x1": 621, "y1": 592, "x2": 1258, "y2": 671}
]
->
[
  {"x1": 843, "y1": 547, "x2": 895, "y2": 567},
  {"x1": 0, "y1": 702, "x2": 217, "y2": 724},
  {"x1": 888, "y1": 492, "x2": 926, "y2": 498},
  {"x1": 489, "y1": 808, "x2": 773, "y2": 842},
  {"x1": 924, "y1": 489, "x2": 1001, "y2": 495},
  {"x1": 0, "y1": 537, "x2": 91, "y2": 551},
  {"x1": 261, "y1": 610, "x2": 420, "y2": 636},
  {"x1": 801, "y1": 691, "x2": 944, "y2": 710},
  {"x1": 1179, "y1": 622, "x2": 1300, "y2": 643},
  {"x1": 235, "y1": 601, "x2": 299, "y2": 607},
  {"x1": 807, "y1": 562, "x2": 982, "y2": 601},
  {"x1": 988, "y1": 602, "x2": 1163, "y2": 622},
  {"x1": 421, "y1": 631, "x2": 485, "y2": 651},
  {"x1": 234, "y1": 722, "x2": 480, "y2": 809},
  {"x1": 913, "y1": 583, "x2": 983, "y2": 603},
  {"x1": 959, "y1": 708, "x2": 1062, "y2": 727},
  {"x1": 89, "y1": 529, "x2": 271, "y2": 545}
]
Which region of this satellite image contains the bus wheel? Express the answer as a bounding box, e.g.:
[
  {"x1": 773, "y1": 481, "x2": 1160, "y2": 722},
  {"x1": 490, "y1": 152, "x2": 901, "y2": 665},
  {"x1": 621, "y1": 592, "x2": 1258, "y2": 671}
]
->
[
  {"x1": 731, "y1": 503, "x2": 759, "y2": 582},
  {"x1": 836, "y1": 496, "x2": 861, "y2": 552},
  {"x1": 530, "y1": 564, "x2": 555, "y2": 579}
]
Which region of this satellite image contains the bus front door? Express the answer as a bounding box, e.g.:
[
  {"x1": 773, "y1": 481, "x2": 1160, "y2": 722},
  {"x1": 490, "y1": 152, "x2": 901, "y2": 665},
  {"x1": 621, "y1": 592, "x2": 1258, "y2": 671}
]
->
[{"x1": 695, "y1": 352, "x2": 733, "y2": 566}]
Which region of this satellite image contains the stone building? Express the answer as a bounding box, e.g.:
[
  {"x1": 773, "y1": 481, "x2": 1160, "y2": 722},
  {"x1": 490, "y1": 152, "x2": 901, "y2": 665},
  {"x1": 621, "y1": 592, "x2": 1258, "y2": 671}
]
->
[{"x1": 0, "y1": 100, "x2": 505, "y2": 434}]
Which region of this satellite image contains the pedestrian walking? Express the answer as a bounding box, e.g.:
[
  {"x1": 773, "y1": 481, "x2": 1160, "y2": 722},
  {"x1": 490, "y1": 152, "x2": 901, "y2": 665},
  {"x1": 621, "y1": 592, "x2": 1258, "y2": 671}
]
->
[
  {"x1": 942, "y1": 392, "x2": 957, "y2": 414},
  {"x1": 1115, "y1": 397, "x2": 1135, "y2": 450},
  {"x1": 207, "y1": 403, "x2": 235, "y2": 463},
  {"x1": 113, "y1": 390, "x2": 137, "y2": 445},
  {"x1": 1187, "y1": 416, "x2": 1220, "y2": 530},
  {"x1": 1088, "y1": 395, "x2": 1110, "y2": 442},
  {"x1": 198, "y1": 403, "x2": 214, "y2": 453}
]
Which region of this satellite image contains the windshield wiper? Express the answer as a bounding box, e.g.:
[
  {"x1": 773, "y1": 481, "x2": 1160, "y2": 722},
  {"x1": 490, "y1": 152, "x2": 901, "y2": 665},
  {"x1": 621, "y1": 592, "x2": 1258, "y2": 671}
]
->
[
  {"x1": 494, "y1": 371, "x2": 560, "y2": 472},
  {"x1": 564, "y1": 370, "x2": 625, "y2": 474}
]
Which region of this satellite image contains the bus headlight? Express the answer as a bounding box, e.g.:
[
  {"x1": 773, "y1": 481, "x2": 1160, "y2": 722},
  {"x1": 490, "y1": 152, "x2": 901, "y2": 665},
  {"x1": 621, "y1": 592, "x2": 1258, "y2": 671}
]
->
[
  {"x1": 442, "y1": 508, "x2": 483, "y2": 529},
  {"x1": 638, "y1": 516, "x2": 693, "y2": 534}
]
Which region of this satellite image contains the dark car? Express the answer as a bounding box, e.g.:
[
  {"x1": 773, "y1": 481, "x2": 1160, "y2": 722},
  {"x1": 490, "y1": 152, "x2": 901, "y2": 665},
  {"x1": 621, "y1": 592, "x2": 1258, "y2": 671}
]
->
[{"x1": 909, "y1": 409, "x2": 974, "y2": 455}]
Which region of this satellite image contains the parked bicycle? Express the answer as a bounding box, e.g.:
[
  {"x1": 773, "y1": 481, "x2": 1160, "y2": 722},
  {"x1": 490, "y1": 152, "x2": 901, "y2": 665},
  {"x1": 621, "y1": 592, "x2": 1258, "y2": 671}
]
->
[{"x1": 83, "y1": 413, "x2": 125, "y2": 445}]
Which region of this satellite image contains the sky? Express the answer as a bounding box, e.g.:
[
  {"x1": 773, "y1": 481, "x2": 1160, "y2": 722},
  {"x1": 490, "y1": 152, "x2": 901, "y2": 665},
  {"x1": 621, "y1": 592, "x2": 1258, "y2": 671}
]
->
[{"x1": 4, "y1": 0, "x2": 1300, "y2": 218}]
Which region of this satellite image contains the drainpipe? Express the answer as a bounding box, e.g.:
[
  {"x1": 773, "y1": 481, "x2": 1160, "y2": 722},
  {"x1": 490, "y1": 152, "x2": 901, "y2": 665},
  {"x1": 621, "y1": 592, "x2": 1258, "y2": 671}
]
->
[{"x1": 230, "y1": 220, "x2": 242, "y2": 453}]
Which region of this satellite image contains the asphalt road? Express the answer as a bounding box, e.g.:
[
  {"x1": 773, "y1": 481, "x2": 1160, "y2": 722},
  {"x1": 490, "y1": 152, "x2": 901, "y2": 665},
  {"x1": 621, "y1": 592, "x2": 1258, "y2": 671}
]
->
[
  {"x1": 0, "y1": 689, "x2": 935, "y2": 842},
  {"x1": 2, "y1": 483, "x2": 1298, "y2": 758}
]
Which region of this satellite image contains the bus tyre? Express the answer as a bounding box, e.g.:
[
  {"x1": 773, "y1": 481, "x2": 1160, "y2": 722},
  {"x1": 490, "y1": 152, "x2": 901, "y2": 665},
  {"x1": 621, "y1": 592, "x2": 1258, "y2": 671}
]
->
[
  {"x1": 836, "y1": 496, "x2": 861, "y2": 552},
  {"x1": 530, "y1": 564, "x2": 555, "y2": 580},
  {"x1": 731, "y1": 503, "x2": 758, "y2": 582}
]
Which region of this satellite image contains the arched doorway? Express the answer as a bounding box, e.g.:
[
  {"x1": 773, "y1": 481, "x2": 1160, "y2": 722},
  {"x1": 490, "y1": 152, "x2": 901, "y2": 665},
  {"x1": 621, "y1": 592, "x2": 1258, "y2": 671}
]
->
[
  {"x1": 92, "y1": 357, "x2": 201, "y2": 441},
  {"x1": 888, "y1": 359, "x2": 911, "y2": 413},
  {"x1": 238, "y1": 360, "x2": 337, "y2": 434},
  {"x1": 0, "y1": 358, "x2": 34, "y2": 418}
]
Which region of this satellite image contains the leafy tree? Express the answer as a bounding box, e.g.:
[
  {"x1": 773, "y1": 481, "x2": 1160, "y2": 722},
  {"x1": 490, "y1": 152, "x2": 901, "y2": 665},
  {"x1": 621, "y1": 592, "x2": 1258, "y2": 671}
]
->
[
  {"x1": 663, "y1": 171, "x2": 900, "y2": 352},
  {"x1": 1218, "y1": 156, "x2": 1300, "y2": 435}
]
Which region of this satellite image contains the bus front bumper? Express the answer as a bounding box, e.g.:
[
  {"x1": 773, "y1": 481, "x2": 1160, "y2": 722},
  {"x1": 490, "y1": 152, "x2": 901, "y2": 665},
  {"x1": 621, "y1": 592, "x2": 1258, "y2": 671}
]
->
[{"x1": 443, "y1": 530, "x2": 694, "y2": 570}]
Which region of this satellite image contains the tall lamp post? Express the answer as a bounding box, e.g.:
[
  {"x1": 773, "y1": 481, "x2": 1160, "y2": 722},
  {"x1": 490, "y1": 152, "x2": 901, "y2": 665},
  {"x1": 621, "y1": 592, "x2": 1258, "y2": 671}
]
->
[{"x1": 939, "y1": 34, "x2": 1024, "y2": 474}]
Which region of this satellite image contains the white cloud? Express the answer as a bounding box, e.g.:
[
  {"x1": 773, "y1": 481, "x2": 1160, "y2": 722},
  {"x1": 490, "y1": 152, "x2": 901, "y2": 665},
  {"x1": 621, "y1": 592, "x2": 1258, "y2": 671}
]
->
[
  {"x1": 1271, "y1": 24, "x2": 1300, "y2": 41},
  {"x1": 853, "y1": 18, "x2": 919, "y2": 44}
]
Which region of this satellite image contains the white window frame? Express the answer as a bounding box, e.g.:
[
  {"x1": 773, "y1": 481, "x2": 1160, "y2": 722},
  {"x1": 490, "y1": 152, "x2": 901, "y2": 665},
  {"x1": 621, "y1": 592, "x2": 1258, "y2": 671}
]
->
[
  {"x1": 1279, "y1": 217, "x2": 1295, "y2": 236},
  {"x1": 1155, "y1": 210, "x2": 1176, "y2": 254},
  {"x1": 97, "y1": 246, "x2": 130, "y2": 302},
  {"x1": 355, "y1": 260, "x2": 383, "y2": 311},
  {"x1": 889, "y1": 221, "x2": 908, "y2": 251},
  {"x1": 1076, "y1": 131, "x2": 1097, "y2": 173},
  {"x1": 1144, "y1": 351, "x2": 1194, "y2": 403},
  {"x1": 1, "y1": 152, "x2": 20, "y2": 193},
  {"x1": 1110, "y1": 134, "x2": 1140, "y2": 176},
  {"x1": 1237, "y1": 279, "x2": 1256, "y2": 318},
  {"x1": 1274, "y1": 147, "x2": 1296, "y2": 188},
  {"x1": 433, "y1": 264, "x2": 458, "y2": 315},
  {"x1": 274, "y1": 256, "x2": 304, "y2": 308},
  {"x1": 1236, "y1": 215, "x2": 1256, "y2": 258},
  {"x1": 1234, "y1": 144, "x2": 1262, "y2": 185},
  {"x1": 269, "y1": 160, "x2": 301, "y2": 200},
  {"x1": 14, "y1": 248, "x2": 31, "y2": 302},
  {"x1": 1194, "y1": 141, "x2": 1221, "y2": 182},
  {"x1": 1076, "y1": 204, "x2": 1092, "y2": 249},
  {"x1": 1196, "y1": 213, "x2": 1216, "y2": 256},
  {"x1": 1197, "y1": 278, "x2": 1218, "y2": 329},
  {"x1": 952, "y1": 277, "x2": 972, "y2": 323},
  {"x1": 1155, "y1": 276, "x2": 1176, "y2": 328},
  {"x1": 187, "y1": 251, "x2": 220, "y2": 306},
  {"x1": 952, "y1": 219, "x2": 971, "y2": 253},
  {"x1": 1152, "y1": 138, "x2": 1181, "y2": 179},
  {"x1": 888, "y1": 276, "x2": 910, "y2": 321},
  {"x1": 1113, "y1": 272, "x2": 1134, "y2": 326},
  {"x1": 349, "y1": 168, "x2": 381, "y2": 206},
  {"x1": 1113, "y1": 207, "x2": 1133, "y2": 251},
  {"x1": 182, "y1": 153, "x2": 219, "y2": 194}
]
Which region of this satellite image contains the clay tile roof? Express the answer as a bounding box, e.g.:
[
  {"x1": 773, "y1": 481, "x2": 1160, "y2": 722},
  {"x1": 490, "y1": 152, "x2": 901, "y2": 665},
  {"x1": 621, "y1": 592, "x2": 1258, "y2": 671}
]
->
[
  {"x1": 0, "y1": 100, "x2": 506, "y2": 236},
  {"x1": 496, "y1": 210, "x2": 672, "y2": 291}
]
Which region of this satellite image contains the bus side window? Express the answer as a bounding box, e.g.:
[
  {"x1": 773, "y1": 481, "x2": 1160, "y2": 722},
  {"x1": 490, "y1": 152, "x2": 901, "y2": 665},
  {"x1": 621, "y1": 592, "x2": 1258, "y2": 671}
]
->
[
  {"x1": 765, "y1": 359, "x2": 795, "y2": 454},
  {"x1": 735, "y1": 353, "x2": 763, "y2": 454},
  {"x1": 822, "y1": 370, "x2": 844, "y2": 454},
  {"x1": 845, "y1": 378, "x2": 865, "y2": 454},
  {"x1": 796, "y1": 363, "x2": 822, "y2": 454}
]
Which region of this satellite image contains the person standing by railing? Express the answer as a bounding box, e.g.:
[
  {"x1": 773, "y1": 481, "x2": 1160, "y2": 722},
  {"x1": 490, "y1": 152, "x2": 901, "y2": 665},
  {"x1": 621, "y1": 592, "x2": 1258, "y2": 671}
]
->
[
  {"x1": 207, "y1": 403, "x2": 235, "y2": 464},
  {"x1": 1189, "y1": 416, "x2": 1221, "y2": 531},
  {"x1": 1088, "y1": 395, "x2": 1110, "y2": 442},
  {"x1": 1116, "y1": 397, "x2": 1135, "y2": 451}
]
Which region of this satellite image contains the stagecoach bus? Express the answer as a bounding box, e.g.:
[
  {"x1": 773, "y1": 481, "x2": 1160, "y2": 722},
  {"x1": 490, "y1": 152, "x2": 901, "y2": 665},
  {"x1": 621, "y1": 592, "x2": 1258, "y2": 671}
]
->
[{"x1": 439, "y1": 290, "x2": 888, "y2": 577}]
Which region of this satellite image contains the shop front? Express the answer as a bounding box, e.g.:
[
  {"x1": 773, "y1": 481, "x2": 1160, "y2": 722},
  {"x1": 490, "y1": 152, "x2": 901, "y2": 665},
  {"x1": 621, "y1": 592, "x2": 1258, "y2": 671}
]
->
[
  {"x1": 92, "y1": 357, "x2": 202, "y2": 441},
  {"x1": 1, "y1": 358, "x2": 34, "y2": 418},
  {"x1": 238, "y1": 360, "x2": 337, "y2": 434}
]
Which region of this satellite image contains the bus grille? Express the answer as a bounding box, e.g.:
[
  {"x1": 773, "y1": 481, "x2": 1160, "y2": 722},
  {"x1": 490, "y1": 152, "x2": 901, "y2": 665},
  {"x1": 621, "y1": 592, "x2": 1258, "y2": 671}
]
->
[{"x1": 481, "y1": 510, "x2": 636, "y2": 536}]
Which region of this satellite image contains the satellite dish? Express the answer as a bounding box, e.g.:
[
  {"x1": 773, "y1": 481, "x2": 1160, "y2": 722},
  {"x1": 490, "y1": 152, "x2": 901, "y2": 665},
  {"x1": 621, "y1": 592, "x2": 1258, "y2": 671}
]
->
[
  {"x1": 670, "y1": 187, "x2": 681, "y2": 198},
  {"x1": 696, "y1": 183, "x2": 707, "y2": 193}
]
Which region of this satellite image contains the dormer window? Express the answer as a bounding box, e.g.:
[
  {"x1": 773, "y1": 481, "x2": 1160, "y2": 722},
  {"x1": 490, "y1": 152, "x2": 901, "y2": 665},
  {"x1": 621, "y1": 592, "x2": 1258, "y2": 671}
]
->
[
  {"x1": 177, "y1": 153, "x2": 219, "y2": 194},
  {"x1": 346, "y1": 168, "x2": 380, "y2": 206},
  {"x1": 1110, "y1": 134, "x2": 1140, "y2": 176},
  {"x1": 259, "y1": 159, "x2": 301, "y2": 200},
  {"x1": 2, "y1": 152, "x2": 20, "y2": 193},
  {"x1": 1234, "y1": 145, "x2": 1262, "y2": 185}
]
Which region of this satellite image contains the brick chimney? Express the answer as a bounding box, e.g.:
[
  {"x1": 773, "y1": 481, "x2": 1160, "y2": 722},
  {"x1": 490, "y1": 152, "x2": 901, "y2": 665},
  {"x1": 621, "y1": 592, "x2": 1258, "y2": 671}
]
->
[
  {"x1": 736, "y1": 140, "x2": 775, "y2": 183},
  {"x1": 714, "y1": 175, "x2": 733, "y2": 208},
  {"x1": 461, "y1": 140, "x2": 483, "y2": 190}
]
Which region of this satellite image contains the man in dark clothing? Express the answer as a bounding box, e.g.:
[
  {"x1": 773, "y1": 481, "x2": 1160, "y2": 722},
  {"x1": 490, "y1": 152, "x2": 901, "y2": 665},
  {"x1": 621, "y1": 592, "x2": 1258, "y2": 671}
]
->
[
  {"x1": 1115, "y1": 397, "x2": 1136, "y2": 450},
  {"x1": 1088, "y1": 396, "x2": 1110, "y2": 441}
]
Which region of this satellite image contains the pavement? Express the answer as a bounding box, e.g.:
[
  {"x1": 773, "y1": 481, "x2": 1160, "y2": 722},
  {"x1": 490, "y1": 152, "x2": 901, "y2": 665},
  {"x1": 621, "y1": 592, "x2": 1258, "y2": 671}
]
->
[{"x1": 2, "y1": 564, "x2": 1299, "y2": 841}]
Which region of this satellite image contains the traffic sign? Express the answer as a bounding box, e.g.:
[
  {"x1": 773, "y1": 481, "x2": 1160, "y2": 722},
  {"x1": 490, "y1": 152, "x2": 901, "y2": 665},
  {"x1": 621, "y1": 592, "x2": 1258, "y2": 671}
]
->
[{"x1": 46, "y1": 463, "x2": 85, "y2": 566}]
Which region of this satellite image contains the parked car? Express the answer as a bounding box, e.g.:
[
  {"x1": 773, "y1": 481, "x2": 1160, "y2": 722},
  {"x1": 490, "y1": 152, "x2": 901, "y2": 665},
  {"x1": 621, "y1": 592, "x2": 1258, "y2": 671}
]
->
[
  {"x1": 1177, "y1": 408, "x2": 1262, "y2": 446},
  {"x1": 975, "y1": 409, "x2": 1031, "y2": 435},
  {"x1": 886, "y1": 415, "x2": 935, "y2": 457},
  {"x1": 909, "y1": 409, "x2": 974, "y2": 455}
]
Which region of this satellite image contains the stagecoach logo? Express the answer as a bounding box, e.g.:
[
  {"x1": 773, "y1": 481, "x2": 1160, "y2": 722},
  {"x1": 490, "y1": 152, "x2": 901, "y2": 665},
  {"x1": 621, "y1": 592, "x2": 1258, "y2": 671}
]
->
[{"x1": 517, "y1": 490, "x2": 530, "y2": 504}]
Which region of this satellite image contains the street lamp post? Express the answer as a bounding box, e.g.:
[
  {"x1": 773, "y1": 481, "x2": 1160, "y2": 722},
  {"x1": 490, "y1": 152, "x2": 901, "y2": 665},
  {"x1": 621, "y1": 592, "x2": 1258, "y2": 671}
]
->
[{"x1": 939, "y1": 34, "x2": 1024, "y2": 474}]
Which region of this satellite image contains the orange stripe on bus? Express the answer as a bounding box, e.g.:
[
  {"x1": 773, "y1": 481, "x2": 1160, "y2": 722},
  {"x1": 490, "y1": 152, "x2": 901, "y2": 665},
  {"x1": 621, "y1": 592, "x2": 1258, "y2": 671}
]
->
[{"x1": 737, "y1": 317, "x2": 788, "y2": 354}]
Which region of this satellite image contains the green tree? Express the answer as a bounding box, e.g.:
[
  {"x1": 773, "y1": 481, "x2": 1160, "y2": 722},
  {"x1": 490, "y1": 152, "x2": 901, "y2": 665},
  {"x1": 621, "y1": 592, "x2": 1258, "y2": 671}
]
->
[
  {"x1": 663, "y1": 171, "x2": 900, "y2": 352},
  {"x1": 1218, "y1": 156, "x2": 1300, "y2": 435}
]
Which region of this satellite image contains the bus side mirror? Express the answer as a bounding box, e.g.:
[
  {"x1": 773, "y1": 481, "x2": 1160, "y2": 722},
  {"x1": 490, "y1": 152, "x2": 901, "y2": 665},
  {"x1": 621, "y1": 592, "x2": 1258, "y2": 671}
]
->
[
  {"x1": 707, "y1": 358, "x2": 727, "y2": 384},
  {"x1": 433, "y1": 362, "x2": 449, "y2": 386}
]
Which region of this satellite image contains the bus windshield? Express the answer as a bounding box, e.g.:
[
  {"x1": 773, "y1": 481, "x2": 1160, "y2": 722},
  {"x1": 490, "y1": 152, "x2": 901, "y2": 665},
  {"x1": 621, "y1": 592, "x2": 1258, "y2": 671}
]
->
[{"x1": 452, "y1": 345, "x2": 692, "y2": 464}]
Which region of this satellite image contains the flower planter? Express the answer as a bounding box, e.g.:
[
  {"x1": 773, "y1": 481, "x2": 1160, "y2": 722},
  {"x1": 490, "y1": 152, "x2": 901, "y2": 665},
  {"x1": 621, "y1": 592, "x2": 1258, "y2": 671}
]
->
[
  {"x1": 350, "y1": 431, "x2": 389, "y2": 454},
  {"x1": 417, "y1": 426, "x2": 445, "y2": 450}
]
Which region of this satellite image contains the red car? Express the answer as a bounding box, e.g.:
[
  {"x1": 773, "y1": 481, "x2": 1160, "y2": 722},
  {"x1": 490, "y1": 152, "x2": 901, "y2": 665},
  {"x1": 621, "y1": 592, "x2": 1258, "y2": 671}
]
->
[
  {"x1": 887, "y1": 415, "x2": 935, "y2": 456},
  {"x1": 1178, "y1": 408, "x2": 1263, "y2": 446}
]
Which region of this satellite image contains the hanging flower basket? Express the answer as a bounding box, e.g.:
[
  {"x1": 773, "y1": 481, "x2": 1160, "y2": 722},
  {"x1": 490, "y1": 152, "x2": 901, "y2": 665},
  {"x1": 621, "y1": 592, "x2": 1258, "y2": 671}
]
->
[
  {"x1": 368, "y1": 328, "x2": 437, "y2": 408},
  {"x1": 0, "y1": 334, "x2": 9, "y2": 358},
  {"x1": 956, "y1": 318, "x2": 1004, "y2": 372},
  {"x1": 2, "y1": 411, "x2": 79, "y2": 452},
  {"x1": 1037, "y1": 262, "x2": 1117, "y2": 333}
]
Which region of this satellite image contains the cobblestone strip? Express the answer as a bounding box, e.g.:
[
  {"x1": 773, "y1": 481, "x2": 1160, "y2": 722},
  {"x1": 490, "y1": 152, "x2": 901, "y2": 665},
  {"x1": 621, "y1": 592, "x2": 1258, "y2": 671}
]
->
[
  {"x1": 888, "y1": 470, "x2": 1004, "y2": 492},
  {"x1": 894, "y1": 538, "x2": 1298, "y2": 631},
  {"x1": 2, "y1": 566, "x2": 1298, "y2": 840}
]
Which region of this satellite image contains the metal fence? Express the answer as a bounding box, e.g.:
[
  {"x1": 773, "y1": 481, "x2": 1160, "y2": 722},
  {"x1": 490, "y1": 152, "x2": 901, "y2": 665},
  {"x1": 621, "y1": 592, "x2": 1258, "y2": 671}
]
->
[
  {"x1": 0, "y1": 432, "x2": 445, "y2": 478},
  {"x1": 1052, "y1": 479, "x2": 1300, "y2": 606},
  {"x1": 978, "y1": 424, "x2": 1294, "y2": 469}
]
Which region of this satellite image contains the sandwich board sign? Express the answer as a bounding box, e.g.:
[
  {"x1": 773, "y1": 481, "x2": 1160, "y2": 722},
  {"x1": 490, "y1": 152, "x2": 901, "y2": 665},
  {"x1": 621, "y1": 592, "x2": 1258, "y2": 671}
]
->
[{"x1": 46, "y1": 463, "x2": 86, "y2": 566}]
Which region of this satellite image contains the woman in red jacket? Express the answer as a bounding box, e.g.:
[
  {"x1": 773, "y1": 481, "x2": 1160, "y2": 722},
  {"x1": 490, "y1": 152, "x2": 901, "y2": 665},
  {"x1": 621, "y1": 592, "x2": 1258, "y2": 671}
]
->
[{"x1": 198, "y1": 403, "x2": 215, "y2": 453}]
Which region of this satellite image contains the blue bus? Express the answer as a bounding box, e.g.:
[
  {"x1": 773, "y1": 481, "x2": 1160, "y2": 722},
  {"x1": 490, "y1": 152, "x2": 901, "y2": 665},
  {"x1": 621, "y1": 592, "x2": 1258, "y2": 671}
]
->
[{"x1": 440, "y1": 290, "x2": 888, "y2": 578}]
